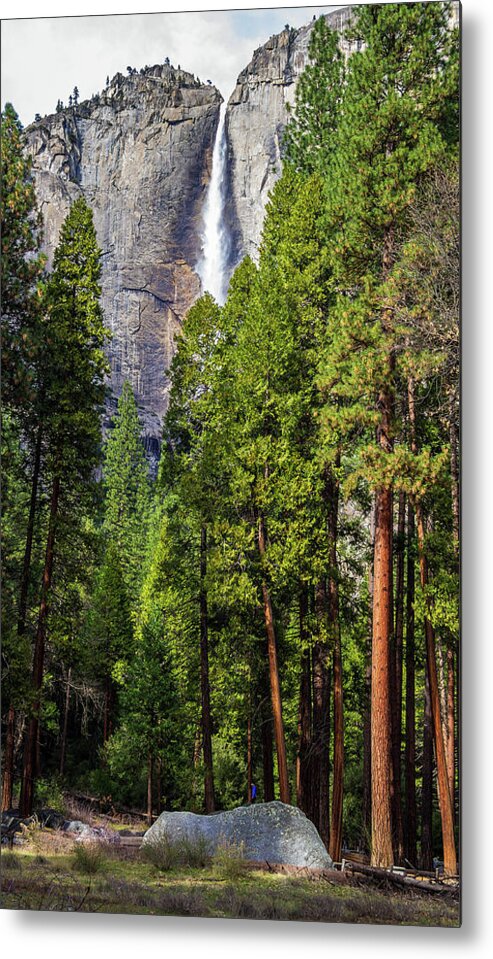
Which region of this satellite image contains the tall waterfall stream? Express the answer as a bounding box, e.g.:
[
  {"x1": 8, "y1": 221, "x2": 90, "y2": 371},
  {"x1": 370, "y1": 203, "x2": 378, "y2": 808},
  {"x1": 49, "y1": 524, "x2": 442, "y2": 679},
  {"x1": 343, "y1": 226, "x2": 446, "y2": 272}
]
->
[{"x1": 197, "y1": 101, "x2": 230, "y2": 306}]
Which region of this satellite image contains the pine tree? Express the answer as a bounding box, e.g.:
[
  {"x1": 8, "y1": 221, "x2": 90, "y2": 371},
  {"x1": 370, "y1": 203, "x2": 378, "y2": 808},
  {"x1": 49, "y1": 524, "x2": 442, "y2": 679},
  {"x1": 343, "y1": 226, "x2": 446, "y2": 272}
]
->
[
  {"x1": 20, "y1": 197, "x2": 108, "y2": 815},
  {"x1": 284, "y1": 16, "x2": 344, "y2": 175},
  {"x1": 102, "y1": 381, "x2": 150, "y2": 603},
  {"x1": 318, "y1": 2, "x2": 458, "y2": 871},
  {"x1": 1, "y1": 103, "x2": 45, "y2": 412}
]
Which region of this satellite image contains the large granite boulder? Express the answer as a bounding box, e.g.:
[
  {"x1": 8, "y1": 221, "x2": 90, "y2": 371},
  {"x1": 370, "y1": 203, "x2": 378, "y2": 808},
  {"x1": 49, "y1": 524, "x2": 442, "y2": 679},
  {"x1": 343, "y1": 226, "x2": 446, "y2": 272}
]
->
[{"x1": 142, "y1": 801, "x2": 333, "y2": 869}]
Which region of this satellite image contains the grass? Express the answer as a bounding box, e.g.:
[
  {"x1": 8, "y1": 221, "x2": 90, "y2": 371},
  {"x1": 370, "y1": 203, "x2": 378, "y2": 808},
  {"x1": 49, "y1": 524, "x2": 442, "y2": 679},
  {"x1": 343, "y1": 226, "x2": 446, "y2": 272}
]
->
[{"x1": 0, "y1": 830, "x2": 460, "y2": 926}]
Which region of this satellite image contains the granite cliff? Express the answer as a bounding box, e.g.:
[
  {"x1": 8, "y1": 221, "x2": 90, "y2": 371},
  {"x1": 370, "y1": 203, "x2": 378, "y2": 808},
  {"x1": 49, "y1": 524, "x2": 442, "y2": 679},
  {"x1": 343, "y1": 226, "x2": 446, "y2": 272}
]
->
[
  {"x1": 224, "y1": 7, "x2": 354, "y2": 266},
  {"x1": 25, "y1": 65, "x2": 221, "y2": 455},
  {"x1": 25, "y1": 11, "x2": 358, "y2": 449}
]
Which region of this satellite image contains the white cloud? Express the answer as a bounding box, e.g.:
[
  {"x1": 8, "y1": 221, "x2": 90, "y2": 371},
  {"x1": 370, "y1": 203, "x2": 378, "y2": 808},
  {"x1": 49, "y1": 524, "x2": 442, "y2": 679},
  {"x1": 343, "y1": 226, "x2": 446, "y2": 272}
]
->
[{"x1": 1, "y1": 2, "x2": 335, "y2": 125}]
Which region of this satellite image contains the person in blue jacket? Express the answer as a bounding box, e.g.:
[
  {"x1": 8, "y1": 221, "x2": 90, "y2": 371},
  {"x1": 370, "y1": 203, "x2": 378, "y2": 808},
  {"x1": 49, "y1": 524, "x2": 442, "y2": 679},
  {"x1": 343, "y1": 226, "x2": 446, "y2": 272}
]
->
[{"x1": 251, "y1": 783, "x2": 257, "y2": 803}]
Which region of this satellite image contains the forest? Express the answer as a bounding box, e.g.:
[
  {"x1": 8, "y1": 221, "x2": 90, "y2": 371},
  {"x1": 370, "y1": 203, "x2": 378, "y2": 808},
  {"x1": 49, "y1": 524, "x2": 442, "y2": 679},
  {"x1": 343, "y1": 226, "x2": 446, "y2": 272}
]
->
[{"x1": 1, "y1": 3, "x2": 460, "y2": 881}]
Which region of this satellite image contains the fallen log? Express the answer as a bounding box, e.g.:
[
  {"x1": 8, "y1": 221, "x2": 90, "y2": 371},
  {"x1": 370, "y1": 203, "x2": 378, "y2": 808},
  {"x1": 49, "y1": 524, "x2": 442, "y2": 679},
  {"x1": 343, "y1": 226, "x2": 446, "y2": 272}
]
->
[{"x1": 343, "y1": 860, "x2": 459, "y2": 896}]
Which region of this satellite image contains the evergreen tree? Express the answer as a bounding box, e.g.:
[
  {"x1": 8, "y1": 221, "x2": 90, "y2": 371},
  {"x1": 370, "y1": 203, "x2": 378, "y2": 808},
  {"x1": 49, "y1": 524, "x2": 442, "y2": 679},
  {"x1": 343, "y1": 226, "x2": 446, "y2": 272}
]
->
[
  {"x1": 1, "y1": 103, "x2": 45, "y2": 411},
  {"x1": 284, "y1": 16, "x2": 344, "y2": 175},
  {"x1": 102, "y1": 381, "x2": 150, "y2": 603},
  {"x1": 20, "y1": 197, "x2": 108, "y2": 815},
  {"x1": 317, "y1": 2, "x2": 458, "y2": 871}
]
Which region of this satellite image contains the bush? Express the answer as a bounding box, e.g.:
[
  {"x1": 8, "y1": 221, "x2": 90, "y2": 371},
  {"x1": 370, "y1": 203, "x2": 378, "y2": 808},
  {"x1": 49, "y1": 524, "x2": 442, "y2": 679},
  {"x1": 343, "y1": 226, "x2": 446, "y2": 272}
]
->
[
  {"x1": 72, "y1": 842, "x2": 106, "y2": 875},
  {"x1": 211, "y1": 838, "x2": 248, "y2": 880},
  {"x1": 142, "y1": 831, "x2": 211, "y2": 872},
  {"x1": 34, "y1": 776, "x2": 65, "y2": 812}
]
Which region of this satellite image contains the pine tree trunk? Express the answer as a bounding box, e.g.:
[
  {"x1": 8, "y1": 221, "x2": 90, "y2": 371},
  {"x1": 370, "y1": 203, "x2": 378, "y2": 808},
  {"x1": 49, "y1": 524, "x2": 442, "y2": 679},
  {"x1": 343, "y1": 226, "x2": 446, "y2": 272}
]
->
[
  {"x1": 390, "y1": 491, "x2": 405, "y2": 863},
  {"x1": 247, "y1": 713, "x2": 252, "y2": 803},
  {"x1": 328, "y1": 467, "x2": 343, "y2": 864},
  {"x1": 17, "y1": 422, "x2": 43, "y2": 638},
  {"x1": 157, "y1": 758, "x2": 163, "y2": 814},
  {"x1": 407, "y1": 376, "x2": 456, "y2": 875},
  {"x1": 261, "y1": 699, "x2": 275, "y2": 802},
  {"x1": 296, "y1": 590, "x2": 312, "y2": 817},
  {"x1": 1, "y1": 704, "x2": 16, "y2": 811},
  {"x1": 258, "y1": 515, "x2": 290, "y2": 804},
  {"x1": 415, "y1": 507, "x2": 457, "y2": 876},
  {"x1": 147, "y1": 752, "x2": 153, "y2": 826},
  {"x1": 421, "y1": 668, "x2": 434, "y2": 872},
  {"x1": 446, "y1": 646, "x2": 455, "y2": 822},
  {"x1": 200, "y1": 526, "x2": 215, "y2": 813},
  {"x1": 404, "y1": 503, "x2": 417, "y2": 864},
  {"x1": 371, "y1": 480, "x2": 394, "y2": 868},
  {"x1": 5, "y1": 426, "x2": 44, "y2": 812},
  {"x1": 312, "y1": 576, "x2": 331, "y2": 845},
  {"x1": 59, "y1": 666, "x2": 71, "y2": 777},
  {"x1": 20, "y1": 474, "x2": 60, "y2": 817},
  {"x1": 370, "y1": 218, "x2": 395, "y2": 867},
  {"x1": 362, "y1": 505, "x2": 375, "y2": 850},
  {"x1": 448, "y1": 409, "x2": 459, "y2": 821}
]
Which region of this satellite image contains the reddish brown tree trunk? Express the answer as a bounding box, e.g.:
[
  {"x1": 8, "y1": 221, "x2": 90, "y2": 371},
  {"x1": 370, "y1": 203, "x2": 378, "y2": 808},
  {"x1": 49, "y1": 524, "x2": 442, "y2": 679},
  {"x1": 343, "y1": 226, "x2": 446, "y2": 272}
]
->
[
  {"x1": 328, "y1": 468, "x2": 343, "y2": 865},
  {"x1": 312, "y1": 575, "x2": 331, "y2": 844},
  {"x1": 247, "y1": 713, "x2": 252, "y2": 803},
  {"x1": 370, "y1": 222, "x2": 395, "y2": 867},
  {"x1": 371, "y1": 479, "x2": 394, "y2": 868},
  {"x1": 1, "y1": 704, "x2": 16, "y2": 811},
  {"x1": 390, "y1": 491, "x2": 405, "y2": 863},
  {"x1": 20, "y1": 474, "x2": 60, "y2": 817},
  {"x1": 17, "y1": 422, "x2": 43, "y2": 638},
  {"x1": 59, "y1": 666, "x2": 72, "y2": 777},
  {"x1": 421, "y1": 668, "x2": 434, "y2": 872},
  {"x1": 404, "y1": 503, "x2": 417, "y2": 864},
  {"x1": 147, "y1": 752, "x2": 153, "y2": 826},
  {"x1": 4, "y1": 426, "x2": 44, "y2": 812},
  {"x1": 408, "y1": 376, "x2": 456, "y2": 875},
  {"x1": 415, "y1": 507, "x2": 457, "y2": 876},
  {"x1": 296, "y1": 590, "x2": 312, "y2": 817},
  {"x1": 103, "y1": 677, "x2": 115, "y2": 744},
  {"x1": 258, "y1": 515, "x2": 290, "y2": 805},
  {"x1": 448, "y1": 410, "x2": 459, "y2": 821},
  {"x1": 261, "y1": 699, "x2": 275, "y2": 802},
  {"x1": 446, "y1": 646, "x2": 455, "y2": 821},
  {"x1": 156, "y1": 757, "x2": 163, "y2": 813},
  {"x1": 362, "y1": 506, "x2": 375, "y2": 850},
  {"x1": 200, "y1": 526, "x2": 215, "y2": 813}
]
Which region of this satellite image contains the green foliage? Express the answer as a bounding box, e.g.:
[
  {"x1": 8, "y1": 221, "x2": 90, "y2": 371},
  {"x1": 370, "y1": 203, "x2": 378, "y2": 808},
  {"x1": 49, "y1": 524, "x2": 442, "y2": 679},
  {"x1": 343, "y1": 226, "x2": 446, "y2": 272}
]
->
[
  {"x1": 72, "y1": 842, "x2": 107, "y2": 875},
  {"x1": 44, "y1": 198, "x2": 109, "y2": 482},
  {"x1": 33, "y1": 776, "x2": 65, "y2": 812},
  {"x1": 142, "y1": 832, "x2": 211, "y2": 871},
  {"x1": 1, "y1": 102, "x2": 45, "y2": 411},
  {"x1": 284, "y1": 16, "x2": 344, "y2": 174},
  {"x1": 212, "y1": 838, "x2": 248, "y2": 880},
  {"x1": 102, "y1": 381, "x2": 151, "y2": 600}
]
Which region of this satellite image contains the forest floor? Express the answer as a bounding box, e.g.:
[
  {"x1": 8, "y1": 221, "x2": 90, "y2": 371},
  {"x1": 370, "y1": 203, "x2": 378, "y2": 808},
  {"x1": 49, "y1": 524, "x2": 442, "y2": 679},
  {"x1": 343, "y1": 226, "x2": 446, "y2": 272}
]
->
[{"x1": 1, "y1": 821, "x2": 460, "y2": 926}]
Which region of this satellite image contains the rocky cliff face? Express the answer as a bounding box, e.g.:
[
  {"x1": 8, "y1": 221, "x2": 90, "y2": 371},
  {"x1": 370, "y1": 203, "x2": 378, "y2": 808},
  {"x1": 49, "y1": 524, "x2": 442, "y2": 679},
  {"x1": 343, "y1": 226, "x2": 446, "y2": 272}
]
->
[
  {"x1": 25, "y1": 66, "x2": 221, "y2": 453},
  {"x1": 224, "y1": 7, "x2": 354, "y2": 266},
  {"x1": 24, "y1": 8, "x2": 356, "y2": 450}
]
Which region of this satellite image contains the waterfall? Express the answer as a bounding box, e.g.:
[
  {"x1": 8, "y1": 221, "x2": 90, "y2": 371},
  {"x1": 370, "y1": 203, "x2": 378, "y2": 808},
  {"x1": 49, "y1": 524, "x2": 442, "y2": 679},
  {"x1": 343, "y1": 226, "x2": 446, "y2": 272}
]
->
[{"x1": 197, "y1": 101, "x2": 229, "y2": 306}]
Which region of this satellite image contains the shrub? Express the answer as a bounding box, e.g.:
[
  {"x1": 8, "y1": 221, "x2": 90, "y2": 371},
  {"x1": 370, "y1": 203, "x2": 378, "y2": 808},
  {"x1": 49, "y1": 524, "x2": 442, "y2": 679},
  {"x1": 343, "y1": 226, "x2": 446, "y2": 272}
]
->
[
  {"x1": 142, "y1": 831, "x2": 211, "y2": 872},
  {"x1": 211, "y1": 838, "x2": 248, "y2": 880},
  {"x1": 72, "y1": 841, "x2": 106, "y2": 875},
  {"x1": 34, "y1": 776, "x2": 64, "y2": 812}
]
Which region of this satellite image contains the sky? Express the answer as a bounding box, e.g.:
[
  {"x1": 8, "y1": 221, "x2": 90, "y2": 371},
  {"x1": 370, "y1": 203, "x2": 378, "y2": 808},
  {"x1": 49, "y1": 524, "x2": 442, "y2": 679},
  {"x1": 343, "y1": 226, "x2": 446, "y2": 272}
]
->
[{"x1": 1, "y1": 2, "x2": 339, "y2": 126}]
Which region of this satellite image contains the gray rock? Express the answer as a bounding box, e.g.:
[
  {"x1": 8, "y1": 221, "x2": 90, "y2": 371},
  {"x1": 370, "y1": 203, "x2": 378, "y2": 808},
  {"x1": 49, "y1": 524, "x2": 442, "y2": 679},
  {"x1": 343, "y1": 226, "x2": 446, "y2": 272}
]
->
[
  {"x1": 143, "y1": 801, "x2": 333, "y2": 869},
  {"x1": 24, "y1": 65, "x2": 221, "y2": 450},
  {"x1": 225, "y1": 8, "x2": 355, "y2": 269},
  {"x1": 62, "y1": 820, "x2": 120, "y2": 843}
]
